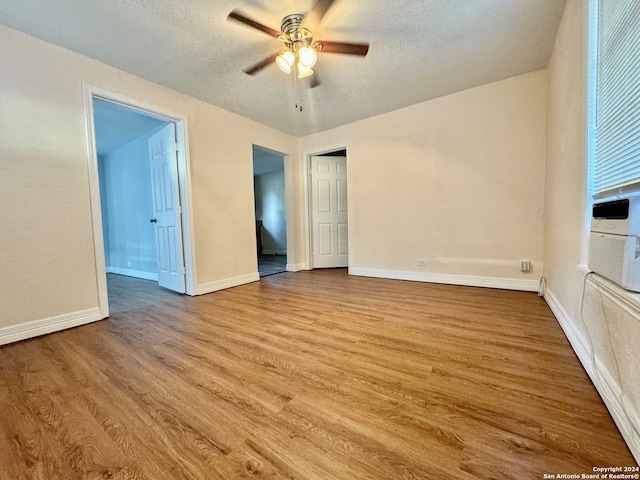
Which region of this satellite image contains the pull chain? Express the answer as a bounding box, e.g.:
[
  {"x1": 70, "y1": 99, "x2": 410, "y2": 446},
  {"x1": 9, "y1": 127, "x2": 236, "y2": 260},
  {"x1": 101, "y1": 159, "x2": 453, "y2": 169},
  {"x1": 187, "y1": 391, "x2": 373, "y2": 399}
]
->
[{"x1": 293, "y1": 71, "x2": 303, "y2": 112}]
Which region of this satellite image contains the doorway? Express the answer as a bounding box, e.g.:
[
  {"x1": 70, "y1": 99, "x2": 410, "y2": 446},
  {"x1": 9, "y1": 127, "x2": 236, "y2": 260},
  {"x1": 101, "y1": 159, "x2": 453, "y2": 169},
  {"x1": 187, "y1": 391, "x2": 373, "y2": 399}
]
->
[
  {"x1": 253, "y1": 146, "x2": 287, "y2": 277},
  {"x1": 94, "y1": 99, "x2": 167, "y2": 282},
  {"x1": 85, "y1": 87, "x2": 194, "y2": 318}
]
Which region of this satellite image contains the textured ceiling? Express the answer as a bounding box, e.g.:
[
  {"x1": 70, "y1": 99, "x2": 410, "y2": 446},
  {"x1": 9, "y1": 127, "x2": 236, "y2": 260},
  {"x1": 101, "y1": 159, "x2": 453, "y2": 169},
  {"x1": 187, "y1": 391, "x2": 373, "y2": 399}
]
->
[{"x1": 0, "y1": 0, "x2": 567, "y2": 137}]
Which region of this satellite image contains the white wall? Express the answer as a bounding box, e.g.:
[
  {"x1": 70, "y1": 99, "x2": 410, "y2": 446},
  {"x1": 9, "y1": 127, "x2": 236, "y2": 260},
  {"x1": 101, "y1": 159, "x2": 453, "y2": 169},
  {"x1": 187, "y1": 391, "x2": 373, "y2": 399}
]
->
[
  {"x1": 0, "y1": 24, "x2": 297, "y2": 341},
  {"x1": 101, "y1": 127, "x2": 162, "y2": 280},
  {"x1": 255, "y1": 171, "x2": 287, "y2": 255},
  {"x1": 544, "y1": 0, "x2": 640, "y2": 462},
  {"x1": 298, "y1": 70, "x2": 547, "y2": 291}
]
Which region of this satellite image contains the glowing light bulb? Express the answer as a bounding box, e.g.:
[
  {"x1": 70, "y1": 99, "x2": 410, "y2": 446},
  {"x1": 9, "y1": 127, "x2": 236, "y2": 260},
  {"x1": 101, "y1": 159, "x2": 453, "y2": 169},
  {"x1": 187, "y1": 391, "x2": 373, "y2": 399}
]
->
[
  {"x1": 298, "y1": 46, "x2": 317, "y2": 68},
  {"x1": 276, "y1": 51, "x2": 295, "y2": 73},
  {"x1": 297, "y1": 63, "x2": 314, "y2": 78}
]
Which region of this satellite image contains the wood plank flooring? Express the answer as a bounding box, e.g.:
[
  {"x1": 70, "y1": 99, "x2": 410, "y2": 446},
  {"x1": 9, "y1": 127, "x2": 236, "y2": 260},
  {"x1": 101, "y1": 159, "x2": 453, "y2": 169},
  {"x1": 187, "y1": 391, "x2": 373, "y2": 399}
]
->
[{"x1": 0, "y1": 270, "x2": 636, "y2": 479}]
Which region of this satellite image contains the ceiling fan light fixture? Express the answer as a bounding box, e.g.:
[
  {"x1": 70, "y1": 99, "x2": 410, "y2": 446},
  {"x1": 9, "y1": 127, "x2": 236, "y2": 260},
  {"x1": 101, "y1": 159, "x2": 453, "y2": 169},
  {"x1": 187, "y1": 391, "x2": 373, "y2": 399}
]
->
[
  {"x1": 297, "y1": 63, "x2": 315, "y2": 78},
  {"x1": 298, "y1": 46, "x2": 318, "y2": 68},
  {"x1": 276, "y1": 50, "x2": 295, "y2": 73}
]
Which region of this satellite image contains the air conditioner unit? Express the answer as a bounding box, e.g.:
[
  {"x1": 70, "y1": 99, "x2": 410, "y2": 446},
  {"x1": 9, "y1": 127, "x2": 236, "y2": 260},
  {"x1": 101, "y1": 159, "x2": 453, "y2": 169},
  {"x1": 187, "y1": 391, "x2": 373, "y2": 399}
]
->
[{"x1": 588, "y1": 196, "x2": 640, "y2": 292}]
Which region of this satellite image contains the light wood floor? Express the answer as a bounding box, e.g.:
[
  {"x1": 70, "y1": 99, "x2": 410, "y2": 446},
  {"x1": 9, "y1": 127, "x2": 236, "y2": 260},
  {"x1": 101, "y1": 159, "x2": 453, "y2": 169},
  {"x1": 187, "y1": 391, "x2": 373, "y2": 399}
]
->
[{"x1": 0, "y1": 270, "x2": 636, "y2": 479}]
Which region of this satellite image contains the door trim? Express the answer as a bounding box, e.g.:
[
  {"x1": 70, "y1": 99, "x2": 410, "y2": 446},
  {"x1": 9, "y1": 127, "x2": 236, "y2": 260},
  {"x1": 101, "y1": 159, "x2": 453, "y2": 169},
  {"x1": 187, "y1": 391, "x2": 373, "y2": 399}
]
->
[
  {"x1": 303, "y1": 145, "x2": 350, "y2": 270},
  {"x1": 82, "y1": 84, "x2": 196, "y2": 318}
]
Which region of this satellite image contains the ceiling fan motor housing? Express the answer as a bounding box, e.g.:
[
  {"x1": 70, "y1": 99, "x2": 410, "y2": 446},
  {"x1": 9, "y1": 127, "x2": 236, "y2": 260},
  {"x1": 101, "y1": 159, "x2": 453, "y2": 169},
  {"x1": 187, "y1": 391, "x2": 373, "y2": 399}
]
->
[
  {"x1": 279, "y1": 14, "x2": 313, "y2": 49},
  {"x1": 280, "y1": 14, "x2": 304, "y2": 35}
]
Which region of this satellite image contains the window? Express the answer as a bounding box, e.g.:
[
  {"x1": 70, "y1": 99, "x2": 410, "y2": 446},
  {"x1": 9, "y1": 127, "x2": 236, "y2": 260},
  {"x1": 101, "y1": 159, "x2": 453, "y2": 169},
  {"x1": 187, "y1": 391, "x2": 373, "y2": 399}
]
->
[{"x1": 592, "y1": 0, "x2": 640, "y2": 199}]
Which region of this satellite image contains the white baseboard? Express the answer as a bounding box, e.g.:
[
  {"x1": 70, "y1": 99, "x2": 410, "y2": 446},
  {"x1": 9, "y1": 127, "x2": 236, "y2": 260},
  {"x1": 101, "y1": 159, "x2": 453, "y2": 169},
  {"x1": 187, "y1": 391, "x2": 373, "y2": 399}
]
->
[
  {"x1": 349, "y1": 267, "x2": 539, "y2": 292},
  {"x1": 106, "y1": 266, "x2": 158, "y2": 281},
  {"x1": 545, "y1": 288, "x2": 640, "y2": 464},
  {"x1": 544, "y1": 290, "x2": 593, "y2": 376},
  {"x1": 194, "y1": 272, "x2": 260, "y2": 295},
  {"x1": 0, "y1": 307, "x2": 104, "y2": 346},
  {"x1": 286, "y1": 263, "x2": 307, "y2": 272}
]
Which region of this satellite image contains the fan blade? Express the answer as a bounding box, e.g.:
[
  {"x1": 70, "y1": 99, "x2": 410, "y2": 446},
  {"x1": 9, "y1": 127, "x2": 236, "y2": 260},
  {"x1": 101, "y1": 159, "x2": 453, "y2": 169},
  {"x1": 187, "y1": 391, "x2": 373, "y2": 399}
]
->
[
  {"x1": 316, "y1": 41, "x2": 369, "y2": 56},
  {"x1": 243, "y1": 52, "x2": 279, "y2": 75},
  {"x1": 228, "y1": 10, "x2": 282, "y2": 38},
  {"x1": 301, "y1": 0, "x2": 337, "y2": 28}
]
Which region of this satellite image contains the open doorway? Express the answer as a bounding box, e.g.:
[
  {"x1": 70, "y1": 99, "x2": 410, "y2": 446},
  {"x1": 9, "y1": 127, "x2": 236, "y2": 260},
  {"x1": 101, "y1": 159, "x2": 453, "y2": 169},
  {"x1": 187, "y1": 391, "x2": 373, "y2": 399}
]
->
[
  {"x1": 94, "y1": 99, "x2": 167, "y2": 282},
  {"x1": 85, "y1": 87, "x2": 194, "y2": 318},
  {"x1": 253, "y1": 146, "x2": 287, "y2": 277}
]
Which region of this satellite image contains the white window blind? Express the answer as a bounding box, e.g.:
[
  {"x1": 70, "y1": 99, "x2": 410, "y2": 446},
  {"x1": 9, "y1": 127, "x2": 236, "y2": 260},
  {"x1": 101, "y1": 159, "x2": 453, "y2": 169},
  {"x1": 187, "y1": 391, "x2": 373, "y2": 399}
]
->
[{"x1": 594, "y1": 0, "x2": 640, "y2": 199}]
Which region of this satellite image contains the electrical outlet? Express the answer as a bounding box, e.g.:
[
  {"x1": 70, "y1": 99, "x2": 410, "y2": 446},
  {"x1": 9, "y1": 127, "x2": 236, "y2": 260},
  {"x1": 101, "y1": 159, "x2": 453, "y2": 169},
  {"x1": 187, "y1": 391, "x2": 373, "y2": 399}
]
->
[
  {"x1": 417, "y1": 258, "x2": 427, "y2": 266},
  {"x1": 520, "y1": 260, "x2": 531, "y2": 273}
]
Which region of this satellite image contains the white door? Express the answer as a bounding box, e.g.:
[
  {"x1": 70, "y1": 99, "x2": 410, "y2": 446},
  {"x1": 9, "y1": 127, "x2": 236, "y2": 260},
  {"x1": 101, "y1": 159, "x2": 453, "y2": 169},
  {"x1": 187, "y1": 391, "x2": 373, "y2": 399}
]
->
[
  {"x1": 149, "y1": 123, "x2": 185, "y2": 293},
  {"x1": 311, "y1": 155, "x2": 348, "y2": 268}
]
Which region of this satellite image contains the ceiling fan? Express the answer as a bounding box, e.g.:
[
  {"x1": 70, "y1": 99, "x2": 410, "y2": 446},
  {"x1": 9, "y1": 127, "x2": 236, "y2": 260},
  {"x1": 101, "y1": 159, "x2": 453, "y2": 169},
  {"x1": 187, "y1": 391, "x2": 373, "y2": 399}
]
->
[{"x1": 227, "y1": 0, "x2": 369, "y2": 87}]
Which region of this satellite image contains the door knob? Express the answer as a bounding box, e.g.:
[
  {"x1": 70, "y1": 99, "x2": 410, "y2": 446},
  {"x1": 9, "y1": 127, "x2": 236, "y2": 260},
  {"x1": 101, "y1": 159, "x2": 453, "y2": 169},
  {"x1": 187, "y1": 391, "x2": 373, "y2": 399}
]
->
[{"x1": 149, "y1": 218, "x2": 157, "y2": 223}]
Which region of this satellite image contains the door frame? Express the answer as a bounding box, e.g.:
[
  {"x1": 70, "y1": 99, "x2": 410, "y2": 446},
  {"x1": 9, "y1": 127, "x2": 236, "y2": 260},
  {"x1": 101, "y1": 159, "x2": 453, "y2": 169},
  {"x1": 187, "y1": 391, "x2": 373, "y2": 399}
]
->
[
  {"x1": 303, "y1": 145, "x2": 350, "y2": 270},
  {"x1": 83, "y1": 84, "x2": 196, "y2": 318}
]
